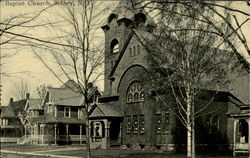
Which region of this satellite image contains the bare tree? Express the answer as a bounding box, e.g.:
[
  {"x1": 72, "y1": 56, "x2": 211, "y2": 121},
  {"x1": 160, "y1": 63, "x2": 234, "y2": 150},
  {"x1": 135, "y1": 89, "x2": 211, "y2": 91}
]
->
[
  {"x1": 128, "y1": 2, "x2": 245, "y2": 158},
  {"x1": 30, "y1": 1, "x2": 107, "y2": 158},
  {"x1": 12, "y1": 79, "x2": 29, "y2": 100},
  {"x1": 132, "y1": 1, "x2": 250, "y2": 72},
  {"x1": 35, "y1": 84, "x2": 47, "y2": 99}
]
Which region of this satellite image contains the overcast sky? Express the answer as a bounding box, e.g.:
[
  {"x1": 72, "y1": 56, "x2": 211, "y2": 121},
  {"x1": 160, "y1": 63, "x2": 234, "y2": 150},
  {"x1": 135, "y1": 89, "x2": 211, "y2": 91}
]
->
[{"x1": 1, "y1": 1, "x2": 250, "y2": 106}]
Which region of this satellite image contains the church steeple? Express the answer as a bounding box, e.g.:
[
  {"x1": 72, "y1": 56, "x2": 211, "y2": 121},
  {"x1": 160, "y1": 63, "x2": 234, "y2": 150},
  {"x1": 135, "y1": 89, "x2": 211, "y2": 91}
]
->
[
  {"x1": 101, "y1": 0, "x2": 156, "y2": 32},
  {"x1": 102, "y1": 0, "x2": 156, "y2": 95}
]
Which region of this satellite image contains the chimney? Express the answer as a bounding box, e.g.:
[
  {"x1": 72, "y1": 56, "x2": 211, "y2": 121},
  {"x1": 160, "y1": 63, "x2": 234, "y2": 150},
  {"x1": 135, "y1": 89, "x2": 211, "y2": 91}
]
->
[
  {"x1": 10, "y1": 98, "x2": 13, "y2": 104},
  {"x1": 26, "y1": 93, "x2": 30, "y2": 99}
]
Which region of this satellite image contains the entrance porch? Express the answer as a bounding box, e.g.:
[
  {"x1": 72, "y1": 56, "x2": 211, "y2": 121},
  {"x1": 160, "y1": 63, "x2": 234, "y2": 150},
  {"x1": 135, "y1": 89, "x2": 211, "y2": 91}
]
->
[
  {"x1": 89, "y1": 118, "x2": 122, "y2": 149},
  {"x1": 230, "y1": 112, "x2": 250, "y2": 156}
]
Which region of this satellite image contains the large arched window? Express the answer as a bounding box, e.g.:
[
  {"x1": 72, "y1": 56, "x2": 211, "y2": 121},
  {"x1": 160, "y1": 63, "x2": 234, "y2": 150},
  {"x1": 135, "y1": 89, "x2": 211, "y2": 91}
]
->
[
  {"x1": 110, "y1": 39, "x2": 119, "y2": 53},
  {"x1": 127, "y1": 82, "x2": 145, "y2": 103}
]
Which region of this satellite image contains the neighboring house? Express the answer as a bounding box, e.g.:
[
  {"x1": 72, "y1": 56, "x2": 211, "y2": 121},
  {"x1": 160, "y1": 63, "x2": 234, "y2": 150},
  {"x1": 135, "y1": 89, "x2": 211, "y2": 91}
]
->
[
  {"x1": 0, "y1": 99, "x2": 23, "y2": 143},
  {"x1": 228, "y1": 74, "x2": 250, "y2": 156},
  {"x1": 88, "y1": 0, "x2": 250, "y2": 153},
  {"x1": 20, "y1": 80, "x2": 100, "y2": 145},
  {"x1": 228, "y1": 103, "x2": 250, "y2": 156}
]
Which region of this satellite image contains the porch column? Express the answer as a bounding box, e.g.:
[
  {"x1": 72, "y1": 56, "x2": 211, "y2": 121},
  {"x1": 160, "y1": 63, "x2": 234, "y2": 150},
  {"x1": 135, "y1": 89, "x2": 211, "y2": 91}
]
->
[
  {"x1": 118, "y1": 123, "x2": 122, "y2": 143},
  {"x1": 105, "y1": 121, "x2": 110, "y2": 138},
  {"x1": 233, "y1": 119, "x2": 239, "y2": 157},
  {"x1": 66, "y1": 125, "x2": 69, "y2": 144},
  {"x1": 54, "y1": 124, "x2": 57, "y2": 145},
  {"x1": 40, "y1": 124, "x2": 45, "y2": 145},
  {"x1": 248, "y1": 119, "x2": 250, "y2": 144},
  {"x1": 30, "y1": 125, "x2": 33, "y2": 144},
  {"x1": 80, "y1": 125, "x2": 82, "y2": 145}
]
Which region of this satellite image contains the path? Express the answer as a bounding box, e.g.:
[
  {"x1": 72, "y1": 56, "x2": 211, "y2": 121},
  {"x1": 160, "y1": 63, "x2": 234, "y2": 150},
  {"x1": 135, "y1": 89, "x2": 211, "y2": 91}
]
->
[{"x1": 1, "y1": 146, "x2": 84, "y2": 158}]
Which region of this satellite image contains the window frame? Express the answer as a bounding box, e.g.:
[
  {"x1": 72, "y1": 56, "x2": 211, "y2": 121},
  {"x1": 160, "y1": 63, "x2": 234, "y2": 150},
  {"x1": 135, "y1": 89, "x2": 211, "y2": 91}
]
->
[
  {"x1": 47, "y1": 104, "x2": 53, "y2": 114},
  {"x1": 110, "y1": 39, "x2": 119, "y2": 54},
  {"x1": 126, "y1": 115, "x2": 132, "y2": 134},
  {"x1": 64, "y1": 107, "x2": 71, "y2": 118},
  {"x1": 139, "y1": 115, "x2": 145, "y2": 134},
  {"x1": 156, "y1": 113, "x2": 162, "y2": 134},
  {"x1": 163, "y1": 112, "x2": 170, "y2": 134},
  {"x1": 126, "y1": 82, "x2": 145, "y2": 103},
  {"x1": 132, "y1": 115, "x2": 139, "y2": 134}
]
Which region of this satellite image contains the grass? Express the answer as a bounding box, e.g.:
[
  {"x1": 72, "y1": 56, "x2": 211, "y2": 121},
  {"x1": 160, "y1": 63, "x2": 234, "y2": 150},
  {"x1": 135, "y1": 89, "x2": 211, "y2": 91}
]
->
[{"x1": 1, "y1": 144, "x2": 249, "y2": 158}]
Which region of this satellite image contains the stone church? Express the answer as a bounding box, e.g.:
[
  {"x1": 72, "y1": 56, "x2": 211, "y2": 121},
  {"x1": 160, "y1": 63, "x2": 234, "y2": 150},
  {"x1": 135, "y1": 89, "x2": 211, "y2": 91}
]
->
[{"x1": 88, "y1": 0, "x2": 249, "y2": 153}]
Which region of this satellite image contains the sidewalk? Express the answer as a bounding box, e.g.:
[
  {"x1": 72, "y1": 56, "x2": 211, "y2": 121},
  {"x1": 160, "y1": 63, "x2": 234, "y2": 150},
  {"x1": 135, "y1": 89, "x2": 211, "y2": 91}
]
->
[
  {"x1": 1, "y1": 144, "x2": 84, "y2": 158},
  {"x1": 1, "y1": 149, "x2": 81, "y2": 158}
]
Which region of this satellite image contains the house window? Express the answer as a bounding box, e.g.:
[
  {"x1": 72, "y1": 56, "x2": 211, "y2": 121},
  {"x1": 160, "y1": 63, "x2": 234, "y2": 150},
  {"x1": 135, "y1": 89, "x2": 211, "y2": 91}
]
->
[
  {"x1": 163, "y1": 112, "x2": 170, "y2": 133},
  {"x1": 137, "y1": 45, "x2": 140, "y2": 54},
  {"x1": 156, "y1": 114, "x2": 162, "y2": 134},
  {"x1": 64, "y1": 107, "x2": 71, "y2": 118},
  {"x1": 212, "y1": 115, "x2": 219, "y2": 127},
  {"x1": 132, "y1": 115, "x2": 138, "y2": 133},
  {"x1": 3, "y1": 119, "x2": 8, "y2": 125},
  {"x1": 126, "y1": 116, "x2": 131, "y2": 134},
  {"x1": 139, "y1": 115, "x2": 145, "y2": 133},
  {"x1": 206, "y1": 115, "x2": 211, "y2": 126},
  {"x1": 206, "y1": 115, "x2": 219, "y2": 132},
  {"x1": 47, "y1": 105, "x2": 53, "y2": 114},
  {"x1": 78, "y1": 108, "x2": 85, "y2": 118},
  {"x1": 127, "y1": 82, "x2": 145, "y2": 103}
]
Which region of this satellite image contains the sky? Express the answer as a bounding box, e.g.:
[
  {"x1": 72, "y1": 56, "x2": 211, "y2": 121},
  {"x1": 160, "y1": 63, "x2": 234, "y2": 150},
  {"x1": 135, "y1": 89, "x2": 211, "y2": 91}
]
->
[{"x1": 1, "y1": 1, "x2": 250, "y2": 106}]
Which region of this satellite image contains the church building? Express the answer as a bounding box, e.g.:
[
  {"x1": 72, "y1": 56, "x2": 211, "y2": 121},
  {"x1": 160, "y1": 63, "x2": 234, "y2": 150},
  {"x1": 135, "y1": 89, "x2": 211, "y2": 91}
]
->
[{"x1": 87, "y1": 0, "x2": 249, "y2": 154}]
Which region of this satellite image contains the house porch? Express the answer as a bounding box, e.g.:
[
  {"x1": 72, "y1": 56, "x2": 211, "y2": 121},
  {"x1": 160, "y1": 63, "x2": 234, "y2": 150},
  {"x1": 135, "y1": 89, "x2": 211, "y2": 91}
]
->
[{"x1": 230, "y1": 113, "x2": 250, "y2": 156}]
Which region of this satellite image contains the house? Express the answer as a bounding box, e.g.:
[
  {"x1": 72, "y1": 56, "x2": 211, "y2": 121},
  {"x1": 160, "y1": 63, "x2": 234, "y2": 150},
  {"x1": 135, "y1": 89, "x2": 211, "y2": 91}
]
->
[
  {"x1": 19, "y1": 80, "x2": 100, "y2": 145},
  {"x1": 88, "y1": 0, "x2": 250, "y2": 153},
  {"x1": 227, "y1": 74, "x2": 250, "y2": 156},
  {"x1": 0, "y1": 98, "x2": 25, "y2": 143}
]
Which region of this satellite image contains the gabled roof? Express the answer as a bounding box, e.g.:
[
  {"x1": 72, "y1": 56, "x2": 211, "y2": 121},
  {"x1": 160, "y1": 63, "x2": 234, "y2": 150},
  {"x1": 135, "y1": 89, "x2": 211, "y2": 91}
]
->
[
  {"x1": 109, "y1": 29, "x2": 156, "y2": 78},
  {"x1": 0, "y1": 106, "x2": 16, "y2": 118},
  {"x1": 89, "y1": 103, "x2": 123, "y2": 118},
  {"x1": 9, "y1": 99, "x2": 27, "y2": 115},
  {"x1": 47, "y1": 86, "x2": 99, "y2": 106},
  {"x1": 48, "y1": 87, "x2": 83, "y2": 106},
  {"x1": 60, "y1": 79, "x2": 79, "y2": 89},
  {"x1": 27, "y1": 99, "x2": 43, "y2": 110}
]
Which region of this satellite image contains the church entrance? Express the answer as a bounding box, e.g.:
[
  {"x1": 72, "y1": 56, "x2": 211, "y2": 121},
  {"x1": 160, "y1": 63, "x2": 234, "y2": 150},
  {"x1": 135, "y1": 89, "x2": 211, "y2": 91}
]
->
[
  {"x1": 109, "y1": 119, "x2": 121, "y2": 144},
  {"x1": 237, "y1": 119, "x2": 249, "y2": 143}
]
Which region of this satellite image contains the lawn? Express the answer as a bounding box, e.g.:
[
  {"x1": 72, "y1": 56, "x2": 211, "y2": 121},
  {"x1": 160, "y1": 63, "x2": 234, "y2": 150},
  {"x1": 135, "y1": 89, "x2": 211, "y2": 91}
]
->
[{"x1": 1, "y1": 144, "x2": 249, "y2": 158}]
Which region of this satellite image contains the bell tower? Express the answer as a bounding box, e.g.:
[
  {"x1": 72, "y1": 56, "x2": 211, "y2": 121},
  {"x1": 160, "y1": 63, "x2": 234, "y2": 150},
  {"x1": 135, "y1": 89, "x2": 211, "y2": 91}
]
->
[{"x1": 101, "y1": 0, "x2": 156, "y2": 95}]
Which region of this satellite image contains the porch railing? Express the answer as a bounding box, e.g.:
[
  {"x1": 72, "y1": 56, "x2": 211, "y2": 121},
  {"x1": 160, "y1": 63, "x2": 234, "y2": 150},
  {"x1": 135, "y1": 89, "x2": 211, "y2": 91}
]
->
[{"x1": 235, "y1": 143, "x2": 249, "y2": 150}]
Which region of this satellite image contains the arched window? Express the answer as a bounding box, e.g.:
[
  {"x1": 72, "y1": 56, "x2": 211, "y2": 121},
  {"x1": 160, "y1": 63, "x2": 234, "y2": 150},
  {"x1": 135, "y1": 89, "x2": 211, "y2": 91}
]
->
[
  {"x1": 110, "y1": 39, "x2": 119, "y2": 53},
  {"x1": 133, "y1": 46, "x2": 136, "y2": 55},
  {"x1": 137, "y1": 45, "x2": 140, "y2": 54},
  {"x1": 127, "y1": 82, "x2": 145, "y2": 103}
]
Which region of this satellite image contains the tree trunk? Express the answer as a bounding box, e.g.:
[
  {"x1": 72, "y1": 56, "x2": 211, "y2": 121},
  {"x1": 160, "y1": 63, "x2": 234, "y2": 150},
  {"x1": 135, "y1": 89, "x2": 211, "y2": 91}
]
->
[
  {"x1": 187, "y1": 97, "x2": 192, "y2": 158},
  {"x1": 191, "y1": 108, "x2": 195, "y2": 158},
  {"x1": 85, "y1": 116, "x2": 91, "y2": 158}
]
